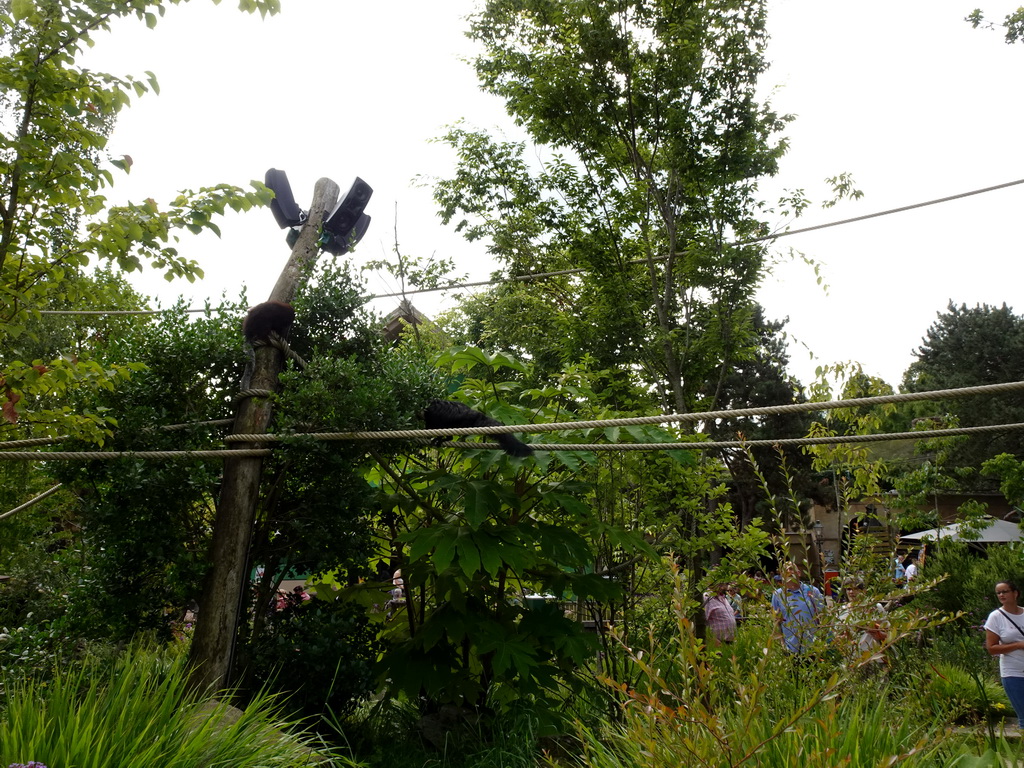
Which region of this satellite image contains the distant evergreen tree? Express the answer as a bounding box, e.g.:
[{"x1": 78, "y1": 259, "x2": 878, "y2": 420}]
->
[{"x1": 902, "y1": 301, "x2": 1024, "y2": 472}]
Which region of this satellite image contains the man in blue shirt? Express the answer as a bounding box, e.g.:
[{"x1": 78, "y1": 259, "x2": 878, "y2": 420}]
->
[
  {"x1": 893, "y1": 556, "x2": 906, "y2": 585},
  {"x1": 771, "y1": 562, "x2": 825, "y2": 655}
]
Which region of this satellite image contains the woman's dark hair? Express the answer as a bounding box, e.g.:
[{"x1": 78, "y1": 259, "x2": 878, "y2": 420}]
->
[{"x1": 996, "y1": 580, "x2": 1020, "y2": 593}]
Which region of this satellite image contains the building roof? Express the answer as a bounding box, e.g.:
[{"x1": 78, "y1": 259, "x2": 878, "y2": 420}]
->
[
  {"x1": 900, "y1": 517, "x2": 1022, "y2": 543},
  {"x1": 381, "y1": 301, "x2": 426, "y2": 342}
]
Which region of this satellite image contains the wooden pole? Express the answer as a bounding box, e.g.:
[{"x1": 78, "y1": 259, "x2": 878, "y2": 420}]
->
[{"x1": 187, "y1": 178, "x2": 340, "y2": 693}]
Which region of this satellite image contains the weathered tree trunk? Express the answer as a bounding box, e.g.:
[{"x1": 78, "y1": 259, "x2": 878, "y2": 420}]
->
[{"x1": 187, "y1": 178, "x2": 340, "y2": 693}]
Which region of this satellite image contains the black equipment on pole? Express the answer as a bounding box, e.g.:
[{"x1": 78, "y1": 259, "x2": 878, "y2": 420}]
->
[{"x1": 264, "y1": 169, "x2": 372, "y2": 255}]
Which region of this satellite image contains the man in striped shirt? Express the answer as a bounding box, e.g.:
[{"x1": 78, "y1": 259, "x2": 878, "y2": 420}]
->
[{"x1": 704, "y1": 583, "x2": 737, "y2": 644}]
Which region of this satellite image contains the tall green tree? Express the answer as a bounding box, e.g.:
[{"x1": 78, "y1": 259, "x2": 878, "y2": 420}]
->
[
  {"x1": 0, "y1": 0, "x2": 276, "y2": 445},
  {"x1": 36, "y1": 259, "x2": 437, "y2": 715},
  {"x1": 902, "y1": 301, "x2": 1024, "y2": 472},
  {"x1": 369, "y1": 346, "x2": 709, "y2": 723},
  {"x1": 433, "y1": 0, "x2": 789, "y2": 416}
]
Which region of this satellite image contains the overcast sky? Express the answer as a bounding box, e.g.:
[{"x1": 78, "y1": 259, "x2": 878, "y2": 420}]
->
[{"x1": 82, "y1": 0, "x2": 1024, "y2": 391}]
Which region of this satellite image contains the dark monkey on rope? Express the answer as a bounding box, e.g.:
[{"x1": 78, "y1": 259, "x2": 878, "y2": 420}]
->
[
  {"x1": 243, "y1": 301, "x2": 295, "y2": 343},
  {"x1": 422, "y1": 400, "x2": 533, "y2": 457},
  {"x1": 240, "y1": 301, "x2": 296, "y2": 390}
]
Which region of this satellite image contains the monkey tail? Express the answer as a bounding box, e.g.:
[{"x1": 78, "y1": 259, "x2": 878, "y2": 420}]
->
[{"x1": 496, "y1": 433, "x2": 533, "y2": 457}]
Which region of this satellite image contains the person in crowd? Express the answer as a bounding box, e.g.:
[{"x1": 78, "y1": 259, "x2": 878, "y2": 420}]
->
[
  {"x1": 771, "y1": 561, "x2": 824, "y2": 655},
  {"x1": 984, "y1": 580, "x2": 1024, "y2": 727},
  {"x1": 726, "y1": 582, "x2": 744, "y2": 622},
  {"x1": 391, "y1": 569, "x2": 405, "y2": 601},
  {"x1": 893, "y1": 556, "x2": 906, "y2": 585},
  {"x1": 837, "y1": 578, "x2": 888, "y2": 670},
  {"x1": 703, "y1": 583, "x2": 737, "y2": 644},
  {"x1": 904, "y1": 554, "x2": 919, "y2": 583},
  {"x1": 385, "y1": 568, "x2": 406, "y2": 618}
]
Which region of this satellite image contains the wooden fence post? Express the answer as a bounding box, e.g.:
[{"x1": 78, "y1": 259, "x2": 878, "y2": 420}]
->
[{"x1": 187, "y1": 178, "x2": 340, "y2": 693}]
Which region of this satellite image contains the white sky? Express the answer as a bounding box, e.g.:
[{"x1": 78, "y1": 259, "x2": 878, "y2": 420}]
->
[{"x1": 81, "y1": 0, "x2": 1024, "y2": 391}]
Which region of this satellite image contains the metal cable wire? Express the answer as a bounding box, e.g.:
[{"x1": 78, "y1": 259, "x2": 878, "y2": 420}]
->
[{"x1": 32, "y1": 178, "x2": 1024, "y2": 312}]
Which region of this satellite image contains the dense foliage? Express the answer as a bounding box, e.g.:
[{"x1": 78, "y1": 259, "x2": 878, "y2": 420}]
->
[
  {"x1": 434, "y1": 0, "x2": 790, "y2": 416},
  {"x1": 46, "y1": 301, "x2": 245, "y2": 639}
]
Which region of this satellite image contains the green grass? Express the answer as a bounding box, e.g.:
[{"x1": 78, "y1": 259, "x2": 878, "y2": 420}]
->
[{"x1": 0, "y1": 644, "x2": 355, "y2": 768}]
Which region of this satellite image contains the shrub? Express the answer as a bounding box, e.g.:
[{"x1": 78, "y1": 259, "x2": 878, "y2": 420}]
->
[
  {"x1": 915, "y1": 541, "x2": 1024, "y2": 628},
  {"x1": 926, "y1": 662, "x2": 1013, "y2": 725},
  {"x1": 245, "y1": 596, "x2": 380, "y2": 721}
]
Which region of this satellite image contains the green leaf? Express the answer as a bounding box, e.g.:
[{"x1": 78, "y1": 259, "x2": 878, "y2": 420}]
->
[
  {"x1": 473, "y1": 448, "x2": 504, "y2": 474},
  {"x1": 554, "y1": 450, "x2": 581, "y2": 472},
  {"x1": 454, "y1": 534, "x2": 481, "y2": 577},
  {"x1": 665, "y1": 448, "x2": 696, "y2": 466},
  {"x1": 547, "y1": 492, "x2": 591, "y2": 518},
  {"x1": 625, "y1": 425, "x2": 651, "y2": 442},
  {"x1": 530, "y1": 449, "x2": 551, "y2": 472},
  {"x1": 406, "y1": 527, "x2": 442, "y2": 563},
  {"x1": 464, "y1": 479, "x2": 498, "y2": 528},
  {"x1": 11, "y1": 0, "x2": 35, "y2": 21},
  {"x1": 478, "y1": 536, "x2": 503, "y2": 577},
  {"x1": 486, "y1": 638, "x2": 537, "y2": 676},
  {"x1": 432, "y1": 533, "x2": 456, "y2": 573},
  {"x1": 533, "y1": 523, "x2": 592, "y2": 566},
  {"x1": 488, "y1": 350, "x2": 529, "y2": 373}
]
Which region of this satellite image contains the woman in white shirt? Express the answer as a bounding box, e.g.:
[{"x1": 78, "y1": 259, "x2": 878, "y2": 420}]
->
[
  {"x1": 984, "y1": 580, "x2": 1024, "y2": 725},
  {"x1": 904, "y1": 556, "x2": 919, "y2": 583}
]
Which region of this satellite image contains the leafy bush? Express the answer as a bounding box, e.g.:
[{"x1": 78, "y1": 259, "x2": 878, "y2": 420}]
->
[
  {"x1": 914, "y1": 541, "x2": 1024, "y2": 628},
  {"x1": 926, "y1": 662, "x2": 1012, "y2": 724},
  {"x1": 329, "y1": 695, "x2": 544, "y2": 768},
  {"x1": 246, "y1": 596, "x2": 380, "y2": 720},
  {"x1": 51, "y1": 302, "x2": 246, "y2": 642}
]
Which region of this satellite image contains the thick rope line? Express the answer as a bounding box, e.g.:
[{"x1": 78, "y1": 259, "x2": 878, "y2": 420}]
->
[
  {"x1": 161, "y1": 419, "x2": 235, "y2": 431},
  {"x1": 222, "y1": 380, "x2": 1024, "y2": 444},
  {"x1": 0, "y1": 483, "x2": 63, "y2": 520},
  {"x1": 0, "y1": 436, "x2": 65, "y2": 450},
  {"x1": 37, "y1": 309, "x2": 204, "y2": 315},
  {"x1": 5, "y1": 422, "x2": 1021, "y2": 462},
  {"x1": 6, "y1": 382, "x2": 1022, "y2": 460},
  {"x1": 233, "y1": 388, "x2": 275, "y2": 403},
  {"x1": 252, "y1": 332, "x2": 308, "y2": 370},
  {"x1": 0, "y1": 419, "x2": 237, "y2": 451},
  {"x1": 439, "y1": 422, "x2": 1024, "y2": 452},
  {"x1": 0, "y1": 449, "x2": 272, "y2": 461}
]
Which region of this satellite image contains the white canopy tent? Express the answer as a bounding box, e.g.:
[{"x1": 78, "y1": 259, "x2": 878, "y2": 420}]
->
[{"x1": 901, "y1": 517, "x2": 1023, "y2": 544}]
